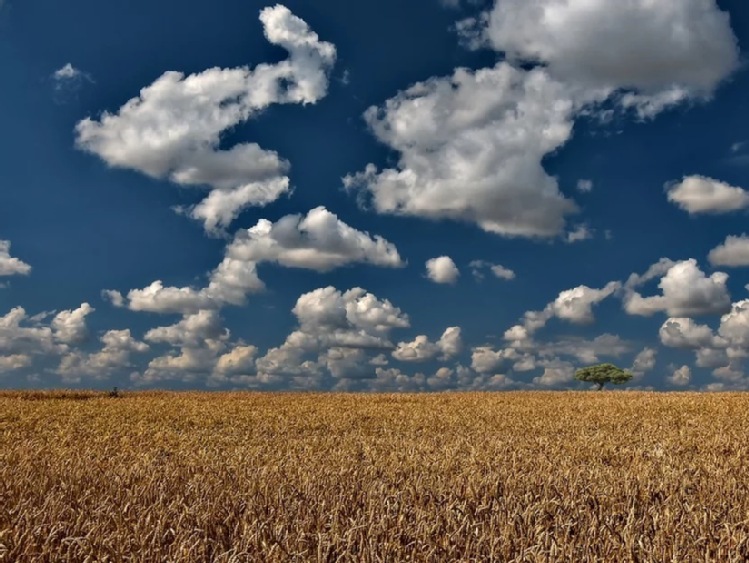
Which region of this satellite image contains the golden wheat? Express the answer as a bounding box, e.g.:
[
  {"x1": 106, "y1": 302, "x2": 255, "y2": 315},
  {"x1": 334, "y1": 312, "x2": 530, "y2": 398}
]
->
[{"x1": 1, "y1": 391, "x2": 749, "y2": 562}]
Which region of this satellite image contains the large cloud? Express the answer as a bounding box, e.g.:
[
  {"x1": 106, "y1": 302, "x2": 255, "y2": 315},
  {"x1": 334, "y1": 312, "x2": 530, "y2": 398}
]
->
[
  {"x1": 106, "y1": 207, "x2": 402, "y2": 314},
  {"x1": 624, "y1": 259, "x2": 731, "y2": 317},
  {"x1": 0, "y1": 241, "x2": 31, "y2": 277},
  {"x1": 666, "y1": 176, "x2": 749, "y2": 215},
  {"x1": 461, "y1": 0, "x2": 738, "y2": 115},
  {"x1": 76, "y1": 5, "x2": 336, "y2": 234},
  {"x1": 226, "y1": 206, "x2": 404, "y2": 271},
  {"x1": 345, "y1": 62, "x2": 580, "y2": 237},
  {"x1": 256, "y1": 286, "x2": 410, "y2": 381}
]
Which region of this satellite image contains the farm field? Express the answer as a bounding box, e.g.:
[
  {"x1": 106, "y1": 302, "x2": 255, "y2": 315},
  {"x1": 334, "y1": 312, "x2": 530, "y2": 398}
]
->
[{"x1": 2, "y1": 391, "x2": 749, "y2": 562}]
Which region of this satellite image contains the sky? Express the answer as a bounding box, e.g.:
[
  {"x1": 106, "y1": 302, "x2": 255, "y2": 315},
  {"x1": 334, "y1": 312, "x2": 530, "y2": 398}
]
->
[{"x1": 1, "y1": 0, "x2": 749, "y2": 391}]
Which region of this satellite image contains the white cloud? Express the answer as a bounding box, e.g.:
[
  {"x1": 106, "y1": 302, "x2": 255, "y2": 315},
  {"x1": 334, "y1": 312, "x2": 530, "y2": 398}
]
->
[
  {"x1": 708, "y1": 234, "x2": 749, "y2": 267},
  {"x1": 76, "y1": 5, "x2": 336, "y2": 234},
  {"x1": 666, "y1": 176, "x2": 749, "y2": 215},
  {"x1": 550, "y1": 282, "x2": 621, "y2": 324},
  {"x1": 226, "y1": 206, "x2": 404, "y2": 271},
  {"x1": 215, "y1": 345, "x2": 258, "y2": 375},
  {"x1": 659, "y1": 317, "x2": 717, "y2": 349},
  {"x1": 144, "y1": 309, "x2": 228, "y2": 347},
  {"x1": 57, "y1": 329, "x2": 149, "y2": 381},
  {"x1": 667, "y1": 365, "x2": 692, "y2": 387},
  {"x1": 51, "y1": 303, "x2": 95, "y2": 345},
  {"x1": 576, "y1": 179, "x2": 593, "y2": 193},
  {"x1": 256, "y1": 286, "x2": 410, "y2": 380},
  {"x1": 462, "y1": 0, "x2": 738, "y2": 115},
  {"x1": 107, "y1": 207, "x2": 401, "y2": 314},
  {"x1": 426, "y1": 256, "x2": 460, "y2": 284},
  {"x1": 624, "y1": 259, "x2": 731, "y2": 317},
  {"x1": 0, "y1": 241, "x2": 31, "y2": 277},
  {"x1": 469, "y1": 260, "x2": 515, "y2": 281},
  {"x1": 345, "y1": 62, "x2": 579, "y2": 238},
  {"x1": 393, "y1": 326, "x2": 463, "y2": 362},
  {"x1": 533, "y1": 359, "x2": 575, "y2": 387}
]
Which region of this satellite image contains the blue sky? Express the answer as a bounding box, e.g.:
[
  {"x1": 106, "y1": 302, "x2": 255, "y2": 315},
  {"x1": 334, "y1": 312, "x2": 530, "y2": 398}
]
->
[{"x1": 1, "y1": 0, "x2": 749, "y2": 390}]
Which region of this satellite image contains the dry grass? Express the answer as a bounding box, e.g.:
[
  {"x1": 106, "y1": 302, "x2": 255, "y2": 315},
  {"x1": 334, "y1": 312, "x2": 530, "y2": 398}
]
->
[{"x1": 2, "y1": 391, "x2": 749, "y2": 562}]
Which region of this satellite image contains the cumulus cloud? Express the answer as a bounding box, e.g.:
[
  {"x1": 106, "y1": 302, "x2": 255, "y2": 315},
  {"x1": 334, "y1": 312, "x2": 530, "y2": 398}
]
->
[
  {"x1": 51, "y1": 63, "x2": 93, "y2": 100},
  {"x1": 666, "y1": 176, "x2": 749, "y2": 215},
  {"x1": 461, "y1": 0, "x2": 738, "y2": 115},
  {"x1": 708, "y1": 234, "x2": 749, "y2": 267},
  {"x1": 426, "y1": 256, "x2": 460, "y2": 284},
  {"x1": 469, "y1": 260, "x2": 515, "y2": 281},
  {"x1": 345, "y1": 62, "x2": 580, "y2": 238},
  {"x1": 57, "y1": 329, "x2": 149, "y2": 381},
  {"x1": 106, "y1": 207, "x2": 400, "y2": 314},
  {"x1": 659, "y1": 317, "x2": 717, "y2": 349},
  {"x1": 392, "y1": 326, "x2": 463, "y2": 362},
  {"x1": 624, "y1": 259, "x2": 731, "y2": 317},
  {"x1": 503, "y1": 281, "x2": 621, "y2": 345},
  {"x1": 76, "y1": 5, "x2": 336, "y2": 234},
  {"x1": 51, "y1": 303, "x2": 95, "y2": 345},
  {"x1": 0, "y1": 241, "x2": 31, "y2": 277},
  {"x1": 256, "y1": 286, "x2": 410, "y2": 381},
  {"x1": 667, "y1": 365, "x2": 692, "y2": 387},
  {"x1": 226, "y1": 206, "x2": 404, "y2": 271}
]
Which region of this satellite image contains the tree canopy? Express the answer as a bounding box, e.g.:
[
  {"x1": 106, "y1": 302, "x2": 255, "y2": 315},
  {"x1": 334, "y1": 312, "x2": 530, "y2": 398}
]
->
[{"x1": 574, "y1": 363, "x2": 633, "y2": 390}]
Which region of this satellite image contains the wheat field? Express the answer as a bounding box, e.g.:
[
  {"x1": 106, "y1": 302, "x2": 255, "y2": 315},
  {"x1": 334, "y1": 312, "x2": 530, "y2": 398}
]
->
[{"x1": 2, "y1": 391, "x2": 749, "y2": 562}]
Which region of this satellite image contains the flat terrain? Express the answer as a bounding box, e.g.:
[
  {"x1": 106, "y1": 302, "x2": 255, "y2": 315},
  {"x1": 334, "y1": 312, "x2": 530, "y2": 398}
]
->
[{"x1": 2, "y1": 391, "x2": 749, "y2": 562}]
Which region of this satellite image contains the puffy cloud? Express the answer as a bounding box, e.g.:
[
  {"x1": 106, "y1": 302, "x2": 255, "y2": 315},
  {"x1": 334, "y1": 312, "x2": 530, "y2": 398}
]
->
[
  {"x1": 215, "y1": 345, "x2": 258, "y2": 375},
  {"x1": 469, "y1": 260, "x2": 515, "y2": 281},
  {"x1": 0, "y1": 241, "x2": 31, "y2": 277},
  {"x1": 256, "y1": 286, "x2": 410, "y2": 380},
  {"x1": 659, "y1": 317, "x2": 717, "y2": 349},
  {"x1": 393, "y1": 326, "x2": 463, "y2": 362},
  {"x1": 51, "y1": 303, "x2": 95, "y2": 345},
  {"x1": 225, "y1": 206, "x2": 404, "y2": 271},
  {"x1": 57, "y1": 329, "x2": 149, "y2": 381},
  {"x1": 107, "y1": 207, "x2": 400, "y2": 314},
  {"x1": 708, "y1": 234, "x2": 749, "y2": 267},
  {"x1": 577, "y1": 179, "x2": 593, "y2": 193},
  {"x1": 76, "y1": 5, "x2": 336, "y2": 234},
  {"x1": 462, "y1": 0, "x2": 738, "y2": 115},
  {"x1": 426, "y1": 256, "x2": 460, "y2": 284},
  {"x1": 503, "y1": 282, "x2": 620, "y2": 345},
  {"x1": 345, "y1": 62, "x2": 579, "y2": 237},
  {"x1": 144, "y1": 309, "x2": 228, "y2": 347},
  {"x1": 667, "y1": 365, "x2": 692, "y2": 387},
  {"x1": 624, "y1": 259, "x2": 731, "y2": 317},
  {"x1": 471, "y1": 346, "x2": 516, "y2": 374},
  {"x1": 551, "y1": 282, "x2": 620, "y2": 324},
  {"x1": 666, "y1": 176, "x2": 749, "y2": 215},
  {"x1": 533, "y1": 359, "x2": 575, "y2": 387}
]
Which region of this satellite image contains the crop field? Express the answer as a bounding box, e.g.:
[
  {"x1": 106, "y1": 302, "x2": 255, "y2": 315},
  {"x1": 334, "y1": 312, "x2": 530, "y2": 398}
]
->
[{"x1": 2, "y1": 391, "x2": 749, "y2": 562}]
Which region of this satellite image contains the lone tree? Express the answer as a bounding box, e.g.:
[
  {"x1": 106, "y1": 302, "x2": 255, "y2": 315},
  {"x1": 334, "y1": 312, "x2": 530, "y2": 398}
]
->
[{"x1": 575, "y1": 363, "x2": 632, "y2": 391}]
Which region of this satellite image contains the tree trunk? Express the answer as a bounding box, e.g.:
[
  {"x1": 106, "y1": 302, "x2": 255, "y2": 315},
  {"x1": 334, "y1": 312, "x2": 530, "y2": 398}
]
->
[{"x1": 596, "y1": 382, "x2": 604, "y2": 391}]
